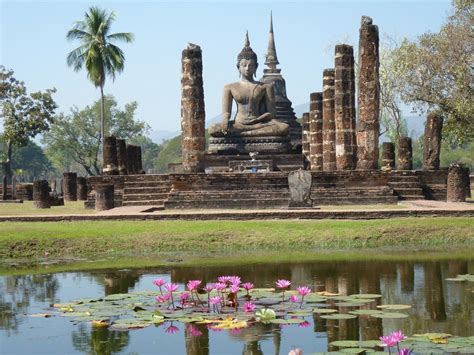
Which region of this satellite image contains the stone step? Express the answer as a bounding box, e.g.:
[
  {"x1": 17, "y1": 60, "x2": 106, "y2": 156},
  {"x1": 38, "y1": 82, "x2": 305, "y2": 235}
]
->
[
  {"x1": 388, "y1": 175, "x2": 419, "y2": 181},
  {"x1": 397, "y1": 195, "x2": 426, "y2": 201},
  {"x1": 124, "y1": 181, "x2": 170, "y2": 188},
  {"x1": 124, "y1": 175, "x2": 169, "y2": 182},
  {"x1": 123, "y1": 193, "x2": 170, "y2": 201},
  {"x1": 124, "y1": 187, "x2": 171, "y2": 194},
  {"x1": 313, "y1": 196, "x2": 399, "y2": 205},
  {"x1": 165, "y1": 198, "x2": 290, "y2": 209},
  {"x1": 388, "y1": 181, "x2": 421, "y2": 187},
  {"x1": 122, "y1": 201, "x2": 166, "y2": 207},
  {"x1": 392, "y1": 188, "x2": 424, "y2": 196}
]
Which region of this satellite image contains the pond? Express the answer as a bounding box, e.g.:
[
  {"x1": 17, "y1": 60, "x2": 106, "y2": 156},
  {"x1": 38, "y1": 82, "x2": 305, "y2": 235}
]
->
[{"x1": 0, "y1": 258, "x2": 473, "y2": 354}]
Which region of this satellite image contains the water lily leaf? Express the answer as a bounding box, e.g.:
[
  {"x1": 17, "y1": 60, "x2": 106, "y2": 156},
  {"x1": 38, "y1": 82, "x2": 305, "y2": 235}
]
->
[
  {"x1": 357, "y1": 340, "x2": 384, "y2": 348},
  {"x1": 413, "y1": 333, "x2": 452, "y2": 338},
  {"x1": 334, "y1": 302, "x2": 364, "y2": 307},
  {"x1": 255, "y1": 308, "x2": 276, "y2": 321},
  {"x1": 317, "y1": 291, "x2": 340, "y2": 296},
  {"x1": 211, "y1": 318, "x2": 247, "y2": 330},
  {"x1": 351, "y1": 294, "x2": 382, "y2": 299},
  {"x1": 370, "y1": 312, "x2": 409, "y2": 319},
  {"x1": 329, "y1": 340, "x2": 359, "y2": 348},
  {"x1": 340, "y1": 348, "x2": 371, "y2": 353},
  {"x1": 348, "y1": 310, "x2": 384, "y2": 316},
  {"x1": 328, "y1": 296, "x2": 356, "y2": 302},
  {"x1": 321, "y1": 314, "x2": 357, "y2": 320},
  {"x1": 91, "y1": 319, "x2": 110, "y2": 328},
  {"x1": 269, "y1": 318, "x2": 305, "y2": 324},
  {"x1": 104, "y1": 293, "x2": 132, "y2": 301},
  {"x1": 304, "y1": 294, "x2": 328, "y2": 303},
  {"x1": 376, "y1": 304, "x2": 411, "y2": 310},
  {"x1": 288, "y1": 309, "x2": 313, "y2": 316},
  {"x1": 110, "y1": 318, "x2": 151, "y2": 330},
  {"x1": 62, "y1": 311, "x2": 92, "y2": 317},
  {"x1": 313, "y1": 308, "x2": 338, "y2": 314},
  {"x1": 28, "y1": 313, "x2": 52, "y2": 318}
]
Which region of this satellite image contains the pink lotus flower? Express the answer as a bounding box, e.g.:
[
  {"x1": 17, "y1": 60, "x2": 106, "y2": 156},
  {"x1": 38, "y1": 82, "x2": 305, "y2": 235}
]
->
[
  {"x1": 242, "y1": 282, "x2": 254, "y2": 291},
  {"x1": 188, "y1": 324, "x2": 203, "y2": 337},
  {"x1": 155, "y1": 293, "x2": 171, "y2": 303},
  {"x1": 275, "y1": 279, "x2": 291, "y2": 289},
  {"x1": 243, "y1": 301, "x2": 256, "y2": 313},
  {"x1": 230, "y1": 284, "x2": 240, "y2": 294},
  {"x1": 214, "y1": 282, "x2": 227, "y2": 291},
  {"x1": 398, "y1": 349, "x2": 412, "y2": 355},
  {"x1": 229, "y1": 276, "x2": 241, "y2": 286},
  {"x1": 390, "y1": 330, "x2": 407, "y2": 343},
  {"x1": 218, "y1": 276, "x2": 231, "y2": 283},
  {"x1": 187, "y1": 280, "x2": 202, "y2": 291},
  {"x1": 289, "y1": 295, "x2": 299, "y2": 303},
  {"x1": 379, "y1": 335, "x2": 398, "y2": 347},
  {"x1": 229, "y1": 328, "x2": 242, "y2": 335},
  {"x1": 153, "y1": 278, "x2": 166, "y2": 287},
  {"x1": 209, "y1": 296, "x2": 222, "y2": 305},
  {"x1": 205, "y1": 283, "x2": 215, "y2": 292},
  {"x1": 165, "y1": 324, "x2": 179, "y2": 334},
  {"x1": 180, "y1": 291, "x2": 190, "y2": 303},
  {"x1": 165, "y1": 283, "x2": 179, "y2": 293},
  {"x1": 298, "y1": 320, "x2": 310, "y2": 328},
  {"x1": 297, "y1": 286, "x2": 311, "y2": 297}
]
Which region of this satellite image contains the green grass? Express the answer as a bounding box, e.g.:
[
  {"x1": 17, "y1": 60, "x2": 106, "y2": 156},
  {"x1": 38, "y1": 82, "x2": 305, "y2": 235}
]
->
[
  {"x1": 0, "y1": 201, "x2": 93, "y2": 215},
  {"x1": 0, "y1": 218, "x2": 472, "y2": 261}
]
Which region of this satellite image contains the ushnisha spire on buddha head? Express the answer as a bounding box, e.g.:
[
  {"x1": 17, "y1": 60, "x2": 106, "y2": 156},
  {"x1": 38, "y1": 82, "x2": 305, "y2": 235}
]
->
[{"x1": 236, "y1": 31, "x2": 258, "y2": 70}]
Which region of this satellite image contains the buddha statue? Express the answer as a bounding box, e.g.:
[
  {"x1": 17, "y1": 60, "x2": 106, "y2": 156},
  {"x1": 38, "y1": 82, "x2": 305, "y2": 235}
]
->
[{"x1": 209, "y1": 33, "x2": 289, "y2": 138}]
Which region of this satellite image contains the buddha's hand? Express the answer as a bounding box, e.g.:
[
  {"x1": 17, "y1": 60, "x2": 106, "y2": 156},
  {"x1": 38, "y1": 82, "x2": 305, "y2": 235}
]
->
[
  {"x1": 245, "y1": 112, "x2": 272, "y2": 125},
  {"x1": 221, "y1": 120, "x2": 230, "y2": 135}
]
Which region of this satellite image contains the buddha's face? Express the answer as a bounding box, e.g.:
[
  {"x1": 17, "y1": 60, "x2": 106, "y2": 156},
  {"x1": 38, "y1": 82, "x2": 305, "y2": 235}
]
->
[{"x1": 239, "y1": 59, "x2": 257, "y2": 79}]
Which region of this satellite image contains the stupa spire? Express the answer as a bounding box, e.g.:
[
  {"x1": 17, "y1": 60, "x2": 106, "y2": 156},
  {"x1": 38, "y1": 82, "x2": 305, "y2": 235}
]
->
[{"x1": 265, "y1": 12, "x2": 279, "y2": 70}]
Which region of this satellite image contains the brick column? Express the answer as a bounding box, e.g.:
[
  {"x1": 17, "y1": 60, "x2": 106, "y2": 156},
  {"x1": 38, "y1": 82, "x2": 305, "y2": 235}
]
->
[
  {"x1": 357, "y1": 16, "x2": 380, "y2": 170},
  {"x1": 63, "y1": 172, "x2": 77, "y2": 201},
  {"x1": 116, "y1": 139, "x2": 128, "y2": 175},
  {"x1": 309, "y1": 92, "x2": 323, "y2": 170},
  {"x1": 397, "y1": 137, "x2": 413, "y2": 170},
  {"x1": 334, "y1": 45, "x2": 357, "y2": 170},
  {"x1": 302, "y1": 112, "x2": 310, "y2": 165},
  {"x1": 381, "y1": 142, "x2": 395, "y2": 170},
  {"x1": 103, "y1": 136, "x2": 119, "y2": 175},
  {"x1": 447, "y1": 164, "x2": 467, "y2": 202},
  {"x1": 423, "y1": 112, "x2": 443, "y2": 170},
  {"x1": 322, "y1": 69, "x2": 336, "y2": 171},
  {"x1": 181, "y1": 44, "x2": 205, "y2": 173}
]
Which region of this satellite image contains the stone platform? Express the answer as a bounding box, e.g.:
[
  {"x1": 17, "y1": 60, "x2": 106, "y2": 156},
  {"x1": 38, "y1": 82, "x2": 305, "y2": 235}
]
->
[
  {"x1": 84, "y1": 170, "x2": 448, "y2": 210},
  {"x1": 207, "y1": 136, "x2": 291, "y2": 154},
  {"x1": 201, "y1": 153, "x2": 305, "y2": 172}
]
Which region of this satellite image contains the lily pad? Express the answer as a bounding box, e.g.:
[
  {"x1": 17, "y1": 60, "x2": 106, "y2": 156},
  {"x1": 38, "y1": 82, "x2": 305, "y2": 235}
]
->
[
  {"x1": 370, "y1": 312, "x2": 409, "y2": 319},
  {"x1": 334, "y1": 302, "x2": 364, "y2": 307},
  {"x1": 330, "y1": 340, "x2": 359, "y2": 348},
  {"x1": 340, "y1": 348, "x2": 371, "y2": 353},
  {"x1": 313, "y1": 308, "x2": 338, "y2": 314},
  {"x1": 269, "y1": 318, "x2": 305, "y2": 324},
  {"x1": 321, "y1": 314, "x2": 357, "y2": 320},
  {"x1": 376, "y1": 304, "x2": 411, "y2": 310},
  {"x1": 348, "y1": 310, "x2": 384, "y2": 316},
  {"x1": 350, "y1": 294, "x2": 382, "y2": 299}
]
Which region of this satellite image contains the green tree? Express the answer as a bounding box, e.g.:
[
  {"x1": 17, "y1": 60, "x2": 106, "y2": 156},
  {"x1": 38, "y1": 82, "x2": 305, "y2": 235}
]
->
[
  {"x1": 0, "y1": 66, "x2": 57, "y2": 178},
  {"x1": 392, "y1": 0, "x2": 473, "y2": 143},
  {"x1": 128, "y1": 136, "x2": 161, "y2": 173},
  {"x1": 154, "y1": 135, "x2": 182, "y2": 173},
  {"x1": 66, "y1": 6, "x2": 134, "y2": 145},
  {"x1": 43, "y1": 96, "x2": 148, "y2": 176}
]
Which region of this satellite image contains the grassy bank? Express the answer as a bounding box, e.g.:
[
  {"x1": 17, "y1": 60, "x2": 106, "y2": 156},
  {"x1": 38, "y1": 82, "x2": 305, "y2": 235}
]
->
[{"x1": 0, "y1": 218, "x2": 472, "y2": 261}]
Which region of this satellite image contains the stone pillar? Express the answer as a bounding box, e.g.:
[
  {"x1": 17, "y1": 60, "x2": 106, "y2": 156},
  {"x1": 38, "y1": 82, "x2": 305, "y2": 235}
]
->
[
  {"x1": 95, "y1": 184, "x2": 114, "y2": 211},
  {"x1": 116, "y1": 139, "x2": 128, "y2": 175},
  {"x1": 322, "y1": 69, "x2": 336, "y2": 171},
  {"x1": 11, "y1": 175, "x2": 16, "y2": 200},
  {"x1": 423, "y1": 112, "x2": 443, "y2": 170},
  {"x1": 103, "y1": 136, "x2": 119, "y2": 175},
  {"x1": 381, "y1": 142, "x2": 395, "y2": 170},
  {"x1": 33, "y1": 180, "x2": 51, "y2": 209},
  {"x1": 50, "y1": 179, "x2": 57, "y2": 195},
  {"x1": 63, "y1": 172, "x2": 77, "y2": 201},
  {"x1": 447, "y1": 164, "x2": 469, "y2": 202},
  {"x1": 397, "y1": 137, "x2": 413, "y2": 170},
  {"x1": 334, "y1": 44, "x2": 357, "y2": 170},
  {"x1": 136, "y1": 146, "x2": 144, "y2": 174},
  {"x1": 126, "y1": 145, "x2": 136, "y2": 175},
  {"x1": 181, "y1": 43, "x2": 205, "y2": 173},
  {"x1": 462, "y1": 166, "x2": 471, "y2": 198},
  {"x1": 357, "y1": 16, "x2": 380, "y2": 170},
  {"x1": 302, "y1": 112, "x2": 310, "y2": 165},
  {"x1": 309, "y1": 92, "x2": 323, "y2": 171},
  {"x1": 2, "y1": 175, "x2": 6, "y2": 200},
  {"x1": 77, "y1": 177, "x2": 88, "y2": 201}
]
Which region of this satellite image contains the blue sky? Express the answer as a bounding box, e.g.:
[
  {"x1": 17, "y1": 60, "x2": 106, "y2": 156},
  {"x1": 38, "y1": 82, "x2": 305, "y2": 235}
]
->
[{"x1": 2, "y1": 0, "x2": 452, "y2": 138}]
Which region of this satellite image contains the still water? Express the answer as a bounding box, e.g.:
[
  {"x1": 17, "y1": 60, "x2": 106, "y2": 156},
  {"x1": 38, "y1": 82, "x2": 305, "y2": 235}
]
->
[{"x1": 0, "y1": 258, "x2": 473, "y2": 354}]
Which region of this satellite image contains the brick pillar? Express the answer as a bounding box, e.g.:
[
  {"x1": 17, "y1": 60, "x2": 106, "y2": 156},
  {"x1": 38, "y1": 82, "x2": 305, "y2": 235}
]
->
[
  {"x1": 397, "y1": 137, "x2": 413, "y2": 170},
  {"x1": 357, "y1": 16, "x2": 380, "y2": 170},
  {"x1": 447, "y1": 164, "x2": 467, "y2": 202},
  {"x1": 116, "y1": 139, "x2": 128, "y2": 175},
  {"x1": 423, "y1": 112, "x2": 443, "y2": 170},
  {"x1": 2, "y1": 175, "x2": 6, "y2": 200},
  {"x1": 181, "y1": 43, "x2": 205, "y2": 173},
  {"x1": 103, "y1": 136, "x2": 119, "y2": 175},
  {"x1": 381, "y1": 142, "x2": 395, "y2": 170},
  {"x1": 323, "y1": 69, "x2": 336, "y2": 171},
  {"x1": 334, "y1": 44, "x2": 357, "y2": 170},
  {"x1": 309, "y1": 92, "x2": 323, "y2": 171},
  {"x1": 33, "y1": 180, "x2": 51, "y2": 209},
  {"x1": 77, "y1": 177, "x2": 88, "y2": 201},
  {"x1": 302, "y1": 112, "x2": 310, "y2": 165},
  {"x1": 63, "y1": 172, "x2": 77, "y2": 201},
  {"x1": 126, "y1": 145, "x2": 136, "y2": 174}
]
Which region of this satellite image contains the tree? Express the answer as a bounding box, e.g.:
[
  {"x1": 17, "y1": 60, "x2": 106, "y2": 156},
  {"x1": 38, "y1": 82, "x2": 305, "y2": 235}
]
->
[
  {"x1": 128, "y1": 136, "x2": 161, "y2": 173},
  {"x1": 66, "y1": 6, "x2": 134, "y2": 146},
  {"x1": 42, "y1": 96, "x2": 149, "y2": 176},
  {"x1": 392, "y1": 0, "x2": 473, "y2": 143},
  {"x1": 0, "y1": 66, "x2": 57, "y2": 178}
]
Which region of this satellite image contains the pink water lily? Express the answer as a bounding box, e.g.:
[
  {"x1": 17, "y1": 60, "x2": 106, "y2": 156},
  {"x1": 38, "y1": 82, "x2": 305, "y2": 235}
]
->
[
  {"x1": 180, "y1": 292, "x2": 190, "y2": 305},
  {"x1": 379, "y1": 335, "x2": 398, "y2": 347},
  {"x1": 243, "y1": 301, "x2": 256, "y2": 313},
  {"x1": 214, "y1": 282, "x2": 227, "y2": 292},
  {"x1": 153, "y1": 278, "x2": 166, "y2": 295},
  {"x1": 398, "y1": 349, "x2": 412, "y2": 355},
  {"x1": 209, "y1": 296, "x2": 222, "y2": 305},
  {"x1": 297, "y1": 286, "x2": 311, "y2": 307},
  {"x1": 217, "y1": 276, "x2": 231, "y2": 284},
  {"x1": 165, "y1": 324, "x2": 179, "y2": 334},
  {"x1": 289, "y1": 295, "x2": 299, "y2": 303},
  {"x1": 165, "y1": 283, "x2": 179, "y2": 293},
  {"x1": 187, "y1": 280, "x2": 202, "y2": 291},
  {"x1": 155, "y1": 293, "x2": 171, "y2": 303},
  {"x1": 204, "y1": 283, "x2": 215, "y2": 293},
  {"x1": 390, "y1": 330, "x2": 407, "y2": 343},
  {"x1": 230, "y1": 284, "x2": 240, "y2": 294},
  {"x1": 275, "y1": 279, "x2": 291, "y2": 289},
  {"x1": 229, "y1": 276, "x2": 241, "y2": 286},
  {"x1": 242, "y1": 282, "x2": 254, "y2": 291},
  {"x1": 298, "y1": 320, "x2": 310, "y2": 328},
  {"x1": 188, "y1": 324, "x2": 203, "y2": 337}
]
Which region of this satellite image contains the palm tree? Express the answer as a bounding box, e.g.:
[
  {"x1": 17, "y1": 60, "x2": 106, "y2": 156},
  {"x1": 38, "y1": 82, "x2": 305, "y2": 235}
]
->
[{"x1": 66, "y1": 6, "x2": 134, "y2": 146}]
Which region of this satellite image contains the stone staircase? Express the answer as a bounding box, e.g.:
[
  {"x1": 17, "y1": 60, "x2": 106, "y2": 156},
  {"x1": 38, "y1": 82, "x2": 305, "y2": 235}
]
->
[
  {"x1": 311, "y1": 186, "x2": 398, "y2": 205},
  {"x1": 388, "y1": 171, "x2": 425, "y2": 200},
  {"x1": 122, "y1": 175, "x2": 171, "y2": 207}
]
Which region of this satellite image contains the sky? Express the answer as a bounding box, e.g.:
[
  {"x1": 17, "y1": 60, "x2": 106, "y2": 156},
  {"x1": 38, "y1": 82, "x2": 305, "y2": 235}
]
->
[{"x1": 1, "y1": 0, "x2": 453, "y2": 140}]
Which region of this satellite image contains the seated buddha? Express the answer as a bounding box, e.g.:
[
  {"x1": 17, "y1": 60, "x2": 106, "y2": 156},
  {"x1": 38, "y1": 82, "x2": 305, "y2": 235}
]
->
[{"x1": 209, "y1": 33, "x2": 289, "y2": 138}]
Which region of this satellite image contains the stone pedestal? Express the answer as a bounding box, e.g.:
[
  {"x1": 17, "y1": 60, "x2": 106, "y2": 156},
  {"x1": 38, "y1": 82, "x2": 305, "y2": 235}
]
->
[
  {"x1": 77, "y1": 177, "x2": 88, "y2": 201},
  {"x1": 288, "y1": 169, "x2": 313, "y2": 208},
  {"x1": 357, "y1": 16, "x2": 380, "y2": 170},
  {"x1": 323, "y1": 69, "x2": 336, "y2": 171},
  {"x1": 309, "y1": 92, "x2": 323, "y2": 171},
  {"x1": 447, "y1": 164, "x2": 467, "y2": 202},
  {"x1": 181, "y1": 44, "x2": 206, "y2": 173},
  {"x1": 207, "y1": 136, "x2": 291, "y2": 155},
  {"x1": 95, "y1": 184, "x2": 114, "y2": 211},
  {"x1": 126, "y1": 145, "x2": 144, "y2": 175},
  {"x1": 423, "y1": 112, "x2": 443, "y2": 170},
  {"x1": 397, "y1": 137, "x2": 413, "y2": 170},
  {"x1": 381, "y1": 142, "x2": 395, "y2": 170},
  {"x1": 334, "y1": 44, "x2": 357, "y2": 170},
  {"x1": 33, "y1": 180, "x2": 51, "y2": 209},
  {"x1": 2, "y1": 175, "x2": 6, "y2": 200},
  {"x1": 103, "y1": 136, "x2": 119, "y2": 175},
  {"x1": 302, "y1": 112, "x2": 310, "y2": 164},
  {"x1": 116, "y1": 139, "x2": 128, "y2": 175},
  {"x1": 63, "y1": 172, "x2": 77, "y2": 201},
  {"x1": 229, "y1": 159, "x2": 274, "y2": 172}
]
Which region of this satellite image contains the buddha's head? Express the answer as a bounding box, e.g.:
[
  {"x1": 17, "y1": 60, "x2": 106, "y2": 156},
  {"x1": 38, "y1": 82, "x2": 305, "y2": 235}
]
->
[{"x1": 237, "y1": 31, "x2": 258, "y2": 78}]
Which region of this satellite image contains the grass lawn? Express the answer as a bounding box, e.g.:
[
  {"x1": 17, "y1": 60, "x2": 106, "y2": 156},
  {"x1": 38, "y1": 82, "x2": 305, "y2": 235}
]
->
[
  {"x1": 0, "y1": 218, "x2": 472, "y2": 261},
  {"x1": 0, "y1": 201, "x2": 94, "y2": 215}
]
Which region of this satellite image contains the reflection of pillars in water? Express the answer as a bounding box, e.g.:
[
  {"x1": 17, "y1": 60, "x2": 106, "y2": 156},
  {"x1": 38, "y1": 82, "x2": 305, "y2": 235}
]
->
[
  {"x1": 399, "y1": 262, "x2": 415, "y2": 293},
  {"x1": 243, "y1": 341, "x2": 263, "y2": 355},
  {"x1": 358, "y1": 269, "x2": 383, "y2": 340},
  {"x1": 185, "y1": 323, "x2": 209, "y2": 355},
  {"x1": 325, "y1": 276, "x2": 339, "y2": 294},
  {"x1": 359, "y1": 315, "x2": 382, "y2": 341},
  {"x1": 326, "y1": 319, "x2": 359, "y2": 351},
  {"x1": 338, "y1": 274, "x2": 359, "y2": 296},
  {"x1": 313, "y1": 313, "x2": 326, "y2": 333},
  {"x1": 273, "y1": 327, "x2": 281, "y2": 355},
  {"x1": 424, "y1": 263, "x2": 447, "y2": 321},
  {"x1": 290, "y1": 264, "x2": 314, "y2": 290},
  {"x1": 447, "y1": 261, "x2": 468, "y2": 277}
]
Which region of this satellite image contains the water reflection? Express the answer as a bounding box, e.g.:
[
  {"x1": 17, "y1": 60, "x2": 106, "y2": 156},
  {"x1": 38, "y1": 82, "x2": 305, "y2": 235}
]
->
[{"x1": 0, "y1": 258, "x2": 472, "y2": 354}]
